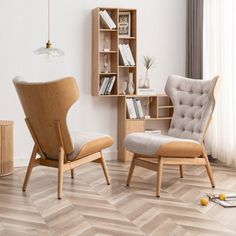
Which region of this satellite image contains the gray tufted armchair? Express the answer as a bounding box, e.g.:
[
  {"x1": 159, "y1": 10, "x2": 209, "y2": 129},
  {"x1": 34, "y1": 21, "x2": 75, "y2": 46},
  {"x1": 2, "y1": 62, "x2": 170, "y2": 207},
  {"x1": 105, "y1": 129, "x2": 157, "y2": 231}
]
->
[{"x1": 124, "y1": 74, "x2": 221, "y2": 197}]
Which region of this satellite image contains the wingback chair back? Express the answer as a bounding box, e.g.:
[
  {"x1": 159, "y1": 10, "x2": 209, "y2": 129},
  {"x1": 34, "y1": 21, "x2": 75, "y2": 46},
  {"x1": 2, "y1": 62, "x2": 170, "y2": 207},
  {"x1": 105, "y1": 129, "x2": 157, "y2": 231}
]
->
[
  {"x1": 13, "y1": 77, "x2": 79, "y2": 158},
  {"x1": 165, "y1": 75, "x2": 221, "y2": 143}
]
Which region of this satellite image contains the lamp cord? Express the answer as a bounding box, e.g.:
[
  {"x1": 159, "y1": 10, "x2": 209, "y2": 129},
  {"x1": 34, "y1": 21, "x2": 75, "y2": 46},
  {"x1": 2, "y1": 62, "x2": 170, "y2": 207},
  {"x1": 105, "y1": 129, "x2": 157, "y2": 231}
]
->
[{"x1": 48, "y1": 0, "x2": 50, "y2": 42}]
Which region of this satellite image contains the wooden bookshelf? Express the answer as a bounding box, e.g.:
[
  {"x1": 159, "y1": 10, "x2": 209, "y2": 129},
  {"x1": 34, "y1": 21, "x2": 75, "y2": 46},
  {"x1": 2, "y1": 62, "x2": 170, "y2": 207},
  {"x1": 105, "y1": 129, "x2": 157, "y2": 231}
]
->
[
  {"x1": 92, "y1": 7, "x2": 173, "y2": 162},
  {"x1": 92, "y1": 7, "x2": 137, "y2": 96}
]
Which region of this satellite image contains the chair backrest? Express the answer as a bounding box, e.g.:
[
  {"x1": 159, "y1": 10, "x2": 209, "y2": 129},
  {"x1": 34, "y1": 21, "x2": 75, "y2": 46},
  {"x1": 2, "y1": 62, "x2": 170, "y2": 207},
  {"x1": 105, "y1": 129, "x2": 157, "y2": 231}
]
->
[
  {"x1": 165, "y1": 75, "x2": 221, "y2": 143},
  {"x1": 13, "y1": 76, "x2": 79, "y2": 158}
]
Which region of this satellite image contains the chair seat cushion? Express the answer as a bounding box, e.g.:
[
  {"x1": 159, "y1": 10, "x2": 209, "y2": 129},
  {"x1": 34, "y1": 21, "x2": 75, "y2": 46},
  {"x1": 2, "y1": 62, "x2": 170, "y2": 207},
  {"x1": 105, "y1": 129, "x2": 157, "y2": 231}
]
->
[
  {"x1": 46, "y1": 132, "x2": 113, "y2": 161},
  {"x1": 124, "y1": 133, "x2": 202, "y2": 157},
  {"x1": 67, "y1": 132, "x2": 114, "y2": 161}
]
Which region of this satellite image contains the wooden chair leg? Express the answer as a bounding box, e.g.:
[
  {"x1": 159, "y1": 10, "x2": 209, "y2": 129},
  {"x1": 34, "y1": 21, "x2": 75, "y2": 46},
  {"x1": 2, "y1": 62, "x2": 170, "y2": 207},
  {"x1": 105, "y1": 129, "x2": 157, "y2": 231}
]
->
[
  {"x1": 156, "y1": 157, "x2": 163, "y2": 197},
  {"x1": 127, "y1": 155, "x2": 136, "y2": 187},
  {"x1": 202, "y1": 151, "x2": 215, "y2": 188},
  {"x1": 22, "y1": 145, "x2": 38, "y2": 192},
  {"x1": 100, "y1": 152, "x2": 110, "y2": 185},
  {"x1": 179, "y1": 165, "x2": 184, "y2": 178},
  {"x1": 58, "y1": 147, "x2": 64, "y2": 199},
  {"x1": 71, "y1": 169, "x2": 74, "y2": 179}
]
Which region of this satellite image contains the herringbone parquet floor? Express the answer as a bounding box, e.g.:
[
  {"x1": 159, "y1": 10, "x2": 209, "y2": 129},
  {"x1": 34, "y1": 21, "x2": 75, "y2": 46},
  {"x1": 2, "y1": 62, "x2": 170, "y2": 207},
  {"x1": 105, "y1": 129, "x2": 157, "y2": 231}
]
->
[{"x1": 1, "y1": 160, "x2": 236, "y2": 236}]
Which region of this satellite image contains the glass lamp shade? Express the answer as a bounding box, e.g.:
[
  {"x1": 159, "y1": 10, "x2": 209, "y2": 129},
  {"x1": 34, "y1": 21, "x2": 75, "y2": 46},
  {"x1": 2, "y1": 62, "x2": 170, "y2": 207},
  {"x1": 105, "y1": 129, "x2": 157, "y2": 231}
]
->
[{"x1": 34, "y1": 46, "x2": 64, "y2": 58}]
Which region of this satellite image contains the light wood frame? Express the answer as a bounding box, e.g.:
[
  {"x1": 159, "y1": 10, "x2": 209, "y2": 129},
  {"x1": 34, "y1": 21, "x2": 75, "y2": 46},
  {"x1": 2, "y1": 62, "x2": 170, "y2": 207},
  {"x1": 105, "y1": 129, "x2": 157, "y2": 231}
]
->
[
  {"x1": 126, "y1": 145, "x2": 215, "y2": 197},
  {"x1": 23, "y1": 118, "x2": 110, "y2": 199}
]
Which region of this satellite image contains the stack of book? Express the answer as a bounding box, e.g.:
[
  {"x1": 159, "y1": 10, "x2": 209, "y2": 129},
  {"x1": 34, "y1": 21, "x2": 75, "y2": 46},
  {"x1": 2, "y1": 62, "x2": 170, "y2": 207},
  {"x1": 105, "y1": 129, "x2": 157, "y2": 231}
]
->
[
  {"x1": 99, "y1": 76, "x2": 116, "y2": 95},
  {"x1": 119, "y1": 44, "x2": 135, "y2": 66},
  {"x1": 99, "y1": 10, "x2": 116, "y2": 29},
  {"x1": 137, "y1": 88, "x2": 157, "y2": 95},
  {"x1": 126, "y1": 98, "x2": 144, "y2": 119}
]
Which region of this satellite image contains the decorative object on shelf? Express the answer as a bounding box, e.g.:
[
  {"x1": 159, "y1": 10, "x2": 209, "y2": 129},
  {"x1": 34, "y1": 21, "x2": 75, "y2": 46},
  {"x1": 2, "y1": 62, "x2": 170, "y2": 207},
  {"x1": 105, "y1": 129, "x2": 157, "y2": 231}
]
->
[
  {"x1": 119, "y1": 81, "x2": 127, "y2": 95},
  {"x1": 34, "y1": 0, "x2": 64, "y2": 58},
  {"x1": 103, "y1": 53, "x2": 109, "y2": 73},
  {"x1": 0, "y1": 121, "x2": 13, "y2": 177},
  {"x1": 103, "y1": 35, "x2": 110, "y2": 52},
  {"x1": 141, "y1": 56, "x2": 156, "y2": 88},
  {"x1": 127, "y1": 72, "x2": 135, "y2": 94},
  {"x1": 118, "y1": 12, "x2": 131, "y2": 37}
]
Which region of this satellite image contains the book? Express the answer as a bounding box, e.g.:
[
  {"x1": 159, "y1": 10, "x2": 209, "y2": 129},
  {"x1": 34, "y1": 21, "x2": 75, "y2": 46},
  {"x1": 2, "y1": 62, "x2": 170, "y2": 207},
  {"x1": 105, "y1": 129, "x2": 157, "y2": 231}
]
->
[
  {"x1": 137, "y1": 88, "x2": 157, "y2": 95},
  {"x1": 107, "y1": 76, "x2": 116, "y2": 94},
  {"x1": 99, "y1": 11, "x2": 112, "y2": 29},
  {"x1": 119, "y1": 44, "x2": 129, "y2": 66},
  {"x1": 99, "y1": 77, "x2": 109, "y2": 95},
  {"x1": 104, "y1": 77, "x2": 112, "y2": 95},
  {"x1": 102, "y1": 10, "x2": 116, "y2": 29},
  {"x1": 119, "y1": 44, "x2": 135, "y2": 66},
  {"x1": 99, "y1": 10, "x2": 116, "y2": 29},
  {"x1": 136, "y1": 99, "x2": 144, "y2": 118},
  {"x1": 124, "y1": 44, "x2": 135, "y2": 66},
  {"x1": 208, "y1": 194, "x2": 236, "y2": 208},
  {"x1": 133, "y1": 99, "x2": 140, "y2": 119},
  {"x1": 126, "y1": 98, "x2": 136, "y2": 119}
]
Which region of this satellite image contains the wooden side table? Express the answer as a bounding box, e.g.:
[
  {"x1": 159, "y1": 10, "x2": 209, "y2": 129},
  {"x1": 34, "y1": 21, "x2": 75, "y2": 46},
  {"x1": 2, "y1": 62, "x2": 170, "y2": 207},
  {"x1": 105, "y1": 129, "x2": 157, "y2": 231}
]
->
[{"x1": 0, "y1": 121, "x2": 13, "y2": 176}]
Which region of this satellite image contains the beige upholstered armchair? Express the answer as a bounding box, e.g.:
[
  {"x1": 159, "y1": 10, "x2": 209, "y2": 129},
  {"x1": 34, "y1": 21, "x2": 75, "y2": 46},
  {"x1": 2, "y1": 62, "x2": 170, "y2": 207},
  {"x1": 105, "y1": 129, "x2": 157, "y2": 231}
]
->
[
  {"x1": 13, "y1": 76, "x2": 113, "y2": 199},
  {"x1": 125, "y1": 75, "x2": 221, "y2": 197}
]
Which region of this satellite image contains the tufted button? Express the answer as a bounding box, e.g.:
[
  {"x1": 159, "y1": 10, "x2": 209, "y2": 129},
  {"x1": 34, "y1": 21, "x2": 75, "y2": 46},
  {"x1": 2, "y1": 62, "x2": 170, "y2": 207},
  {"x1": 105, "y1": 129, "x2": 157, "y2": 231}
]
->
[
  {"x1": 182, "y1": 114, "x2": 185, "y2": 118},
  {"x1": 179, "y1": 100, "x2": 182, "y2": 105}
]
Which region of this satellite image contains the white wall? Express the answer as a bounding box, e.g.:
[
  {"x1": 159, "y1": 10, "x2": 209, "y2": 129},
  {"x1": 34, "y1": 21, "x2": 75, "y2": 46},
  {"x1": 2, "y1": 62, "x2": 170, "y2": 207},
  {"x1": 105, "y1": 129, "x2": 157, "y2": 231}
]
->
[{"x1": 0, "y1": 0, "x2": 186, "y2": 166}]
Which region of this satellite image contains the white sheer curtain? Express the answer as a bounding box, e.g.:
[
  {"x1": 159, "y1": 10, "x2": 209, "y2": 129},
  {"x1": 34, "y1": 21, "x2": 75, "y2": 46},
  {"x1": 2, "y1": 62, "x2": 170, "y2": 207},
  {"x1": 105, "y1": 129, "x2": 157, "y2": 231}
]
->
[{"x1": 203, "y1": 0, "x2": 236, "y2": 166}]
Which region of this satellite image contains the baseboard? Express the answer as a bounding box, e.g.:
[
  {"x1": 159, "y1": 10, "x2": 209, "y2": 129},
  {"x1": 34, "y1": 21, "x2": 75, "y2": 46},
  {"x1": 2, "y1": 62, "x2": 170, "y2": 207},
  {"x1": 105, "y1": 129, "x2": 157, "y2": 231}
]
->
[{"x1": 14, "y1": 151, "x2": 118, "y2": 167}]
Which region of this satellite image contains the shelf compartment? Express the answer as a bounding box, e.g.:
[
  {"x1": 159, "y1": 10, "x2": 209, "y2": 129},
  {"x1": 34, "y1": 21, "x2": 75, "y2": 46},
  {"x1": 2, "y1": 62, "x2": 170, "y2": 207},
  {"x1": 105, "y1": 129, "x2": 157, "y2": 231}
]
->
[
  {"x1": 99, "y1": 74, "x2": 118, "y2": 96},
  {"x1": 118, "y1": 9, "x2": 137, "y2": 38},
  {"x1": 99, "y1": 8, "x2": 118, "y2": 30},
  {"x1": 99, "y1": 31, "x2": 118, "y2": 52},
  {"x1": 99, "y1": 53, "x2": 117, "y2": 74},
  {"x1": 118, "y1": 67, "x2": 137, "y2": 95}
]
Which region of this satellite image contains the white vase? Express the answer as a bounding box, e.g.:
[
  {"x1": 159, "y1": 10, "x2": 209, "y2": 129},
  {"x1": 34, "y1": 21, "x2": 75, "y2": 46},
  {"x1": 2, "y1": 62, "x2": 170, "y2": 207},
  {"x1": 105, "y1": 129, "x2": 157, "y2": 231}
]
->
[{"x1": 144, "y1": 70, "x2": 150, "y2": 88}]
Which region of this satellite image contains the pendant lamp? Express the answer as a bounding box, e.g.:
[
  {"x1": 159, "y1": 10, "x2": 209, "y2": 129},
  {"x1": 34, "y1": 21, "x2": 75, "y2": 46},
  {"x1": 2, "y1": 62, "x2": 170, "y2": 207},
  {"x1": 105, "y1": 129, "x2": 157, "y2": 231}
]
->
[{"x1": 34, "y1": 0, "x2": 64, "y2": 57}]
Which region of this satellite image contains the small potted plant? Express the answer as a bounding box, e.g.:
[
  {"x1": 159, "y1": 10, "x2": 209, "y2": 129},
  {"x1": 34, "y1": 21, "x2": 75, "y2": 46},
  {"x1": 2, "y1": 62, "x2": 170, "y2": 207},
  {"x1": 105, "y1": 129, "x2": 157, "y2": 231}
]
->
[{"x1": 142, "y1": 56, "x2": 156, "y2": 88}]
